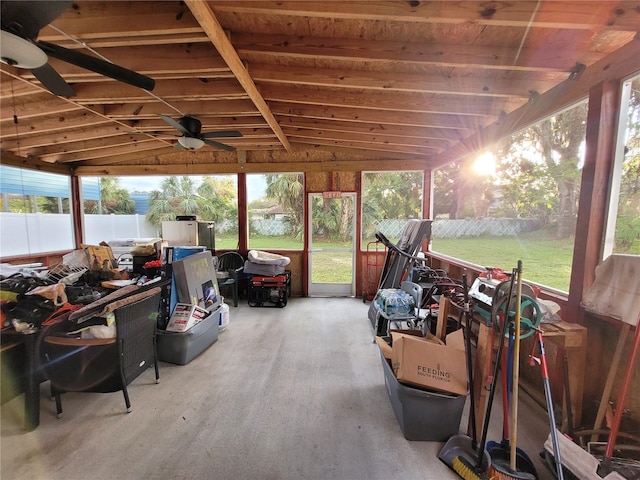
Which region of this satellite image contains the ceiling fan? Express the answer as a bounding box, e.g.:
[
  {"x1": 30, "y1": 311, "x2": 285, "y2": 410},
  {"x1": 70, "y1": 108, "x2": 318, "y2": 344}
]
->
[
  {"x1": 0, "y1": 1, "x2": 155, "y2": 97},
  {"x1": 160, "y1": 115, "x2": 242, "y2": 152}
]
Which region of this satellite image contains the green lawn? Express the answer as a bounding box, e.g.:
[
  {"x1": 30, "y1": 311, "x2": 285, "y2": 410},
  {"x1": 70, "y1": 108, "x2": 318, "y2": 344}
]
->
[
  {"x1": 216, "y1": 232, "x2": 577, "y2": 291},
  {"x1": 431, "y1": 233, "x2": 575, "y2": 291}
]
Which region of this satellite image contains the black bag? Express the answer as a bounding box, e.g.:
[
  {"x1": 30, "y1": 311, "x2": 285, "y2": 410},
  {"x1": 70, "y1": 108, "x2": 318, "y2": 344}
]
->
[{"x1": 1, "y1": 294, "x2": 57, "y2": 326}]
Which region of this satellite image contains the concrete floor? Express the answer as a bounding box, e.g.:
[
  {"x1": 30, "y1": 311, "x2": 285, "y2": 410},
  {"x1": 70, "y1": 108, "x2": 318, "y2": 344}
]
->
[{"x1": 1, "y1": 297, "x2": 556, "y2": 480}]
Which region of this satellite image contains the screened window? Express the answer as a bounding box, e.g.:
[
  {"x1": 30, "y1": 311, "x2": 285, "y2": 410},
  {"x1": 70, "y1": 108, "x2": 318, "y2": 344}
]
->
[
  {"x1": 432, "y1": 100, "x2": 589, "y2": 293},
  {"x1": 247, "y1": 173, "x2": 304, "y2": 250},
  {"x1": 605, "y1": 73, "x2": 640, "y2": 257},
  {"x1": 80, "y1": 175, "x2": 238, "y2": 248},
  {"x1": 361, "y1": 171, "x2": 424, "y2": 247},
  {"x1": 0, "y1": 165, "x2": 76, "y2": 256}
]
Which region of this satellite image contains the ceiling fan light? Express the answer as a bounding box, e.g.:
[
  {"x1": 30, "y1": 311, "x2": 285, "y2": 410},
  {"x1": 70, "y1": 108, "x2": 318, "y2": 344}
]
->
[
  {"x1": 0, "y1": 31, "x2": 47, "y2": 69},
  {"x1": 178, "y1": 136, "x2": 204, "y2": 150}
]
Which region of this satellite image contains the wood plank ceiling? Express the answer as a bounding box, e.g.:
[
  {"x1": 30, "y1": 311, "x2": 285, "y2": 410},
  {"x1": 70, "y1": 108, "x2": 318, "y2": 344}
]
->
[{"x1": 1, "y1": 1, "x2": 639, "y2": 177}]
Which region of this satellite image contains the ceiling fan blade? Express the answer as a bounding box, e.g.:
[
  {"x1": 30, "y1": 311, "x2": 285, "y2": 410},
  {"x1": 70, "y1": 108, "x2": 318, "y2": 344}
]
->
[
  {"x1": 30, "y1": 63, "x2": 76, "y2": 97},
  {"x1": 201, "y1": 130, "x2": 243, "y2": 139},
  {"x1": 1, "y1": 1, "x2": 71, "y2": 39},
  {"x1": 37, "y1": 41, "x2": 155, "y2": 91},
  {"x1": 203, "y1": 138, "x2": 236, "y2": 152},
  {"x1": 160, "y1": 115, "x2": 190, "y2": 136}
]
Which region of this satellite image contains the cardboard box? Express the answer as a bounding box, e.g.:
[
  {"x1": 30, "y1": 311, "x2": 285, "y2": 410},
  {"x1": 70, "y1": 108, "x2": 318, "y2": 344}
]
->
[
  {"x1": 166, "y1": 303, "x2": 209, "y2": 332},
  {"x1": 377, "y1": 329, "x2": 467, "y2": 396}
]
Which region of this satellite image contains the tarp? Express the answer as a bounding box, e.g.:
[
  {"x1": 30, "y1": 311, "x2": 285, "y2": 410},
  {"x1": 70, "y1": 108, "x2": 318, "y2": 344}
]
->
[{"x1": 582, "y1": 254, "x2": 640, "y2": 326}]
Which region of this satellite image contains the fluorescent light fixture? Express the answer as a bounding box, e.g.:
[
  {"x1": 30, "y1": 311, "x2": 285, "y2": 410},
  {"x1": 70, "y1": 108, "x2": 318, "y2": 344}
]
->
[{"x1": 178, "y1": 136, "x2": 204, "y2": 150}]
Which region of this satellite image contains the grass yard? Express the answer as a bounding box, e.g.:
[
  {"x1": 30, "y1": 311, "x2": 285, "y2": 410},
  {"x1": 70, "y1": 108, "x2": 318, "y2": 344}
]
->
[
  {"x1": 216, "y1": 231, "x2": 577, "y2": 292},
  {"x1": 431, "y1": 233, "x2": 575, "y2": 292}
]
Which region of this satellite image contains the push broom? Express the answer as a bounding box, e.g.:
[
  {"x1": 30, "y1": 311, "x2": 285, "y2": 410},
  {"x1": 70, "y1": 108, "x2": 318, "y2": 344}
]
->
[
  {"x1": 438, "y1": 270, "x2": 491, "y2": 478},
  {"x1": 440, "y1": 266, "x2": 516, "y2": 480}
]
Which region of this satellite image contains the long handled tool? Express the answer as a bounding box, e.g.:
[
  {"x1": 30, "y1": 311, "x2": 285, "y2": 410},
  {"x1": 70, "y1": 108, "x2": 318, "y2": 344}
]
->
[
  {"x1": 486, "y1": 332, "x2": 537, "y2": 478},
  {"x1": 531, "y1": 328, "x2": 564, "y2": 480},
  {"x1": 443, "y1": 267, "x2": 517, "y2": 480},
  {"x1": 488, "y1": 261, "x2": 536, "y2": 480},
  {"x1": 438, "y1": 270, "x2": 491, "y2": 478}
]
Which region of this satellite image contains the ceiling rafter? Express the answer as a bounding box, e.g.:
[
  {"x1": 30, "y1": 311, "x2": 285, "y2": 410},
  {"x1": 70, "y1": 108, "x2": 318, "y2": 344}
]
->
[
  {"x1": 1, "y1": 1, "x2": 638, "y2": 174},
  {"x1": 184, "y1": 0, "x2": 292, "y2": 152}
]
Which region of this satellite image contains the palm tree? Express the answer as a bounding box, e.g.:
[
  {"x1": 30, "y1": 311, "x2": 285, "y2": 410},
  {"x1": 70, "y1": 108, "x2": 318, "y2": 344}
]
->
[
  {"x1": 85, "y1": 177, "x2": 135, "y2": 214},
  {"x1": 146, "y1": 176, "x2": 213, "y2": 226},
  {"x1": 265, "y1": 173, "x2": 304, "y2": 237}
]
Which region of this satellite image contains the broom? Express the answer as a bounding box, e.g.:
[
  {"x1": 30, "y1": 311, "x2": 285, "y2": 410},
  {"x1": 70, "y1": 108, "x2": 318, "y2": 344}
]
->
[
  {"x1": 449, "y1": 268, "x2": 516, "y2": 480},
  {"x1": 488, "y1": 260, "x2": 536, "y2": 480}
]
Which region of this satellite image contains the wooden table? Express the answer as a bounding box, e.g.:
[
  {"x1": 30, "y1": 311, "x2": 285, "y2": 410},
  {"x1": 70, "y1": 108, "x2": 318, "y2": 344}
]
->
[{"x1": 471, "y1": 320, "x2": 587, "y2": 436}]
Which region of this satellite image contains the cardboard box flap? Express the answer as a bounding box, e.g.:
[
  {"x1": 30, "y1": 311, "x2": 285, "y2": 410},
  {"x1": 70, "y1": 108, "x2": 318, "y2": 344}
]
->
[
  {"x1": 446, "y1": 328, "x2": 465, "y2": 350},
  {"x1": 375, "y1": 336, "x2": 392, "y2": 360}
]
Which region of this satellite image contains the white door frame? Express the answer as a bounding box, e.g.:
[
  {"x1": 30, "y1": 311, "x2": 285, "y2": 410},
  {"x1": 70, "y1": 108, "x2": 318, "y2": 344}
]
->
[{"x1": 307, "y1": 193, "x2": 356, "y2": 297}]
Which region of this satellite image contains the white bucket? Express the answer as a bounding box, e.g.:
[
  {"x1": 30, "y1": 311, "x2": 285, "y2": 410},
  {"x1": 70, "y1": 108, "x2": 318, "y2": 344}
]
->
[{"x1": 219, "y1": 301, "x2": 230, "y2": 330}]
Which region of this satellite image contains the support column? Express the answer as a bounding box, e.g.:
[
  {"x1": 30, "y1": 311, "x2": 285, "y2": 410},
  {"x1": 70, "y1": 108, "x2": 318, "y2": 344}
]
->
[
  {"x1": 566, "y1": 81, "x2": 620, "y2": 323},
  {"x1": 70, "y1": 175, "x2": 84, "y2": 249}
]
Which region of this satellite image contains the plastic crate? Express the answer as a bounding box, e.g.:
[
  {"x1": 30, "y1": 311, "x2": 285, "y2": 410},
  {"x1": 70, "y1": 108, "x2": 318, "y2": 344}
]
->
[
  {"x1": 380, "y1": 350, "x2": 466, "y2": 441},
  {"x1": 248, "y1": 271, "x2": 291, "y2": 307}
]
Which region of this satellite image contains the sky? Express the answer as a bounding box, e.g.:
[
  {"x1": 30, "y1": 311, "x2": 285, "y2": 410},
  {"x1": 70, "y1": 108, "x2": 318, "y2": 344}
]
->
[{"x1": 115, "y1": 174, "x2": 267, "y2": 202}]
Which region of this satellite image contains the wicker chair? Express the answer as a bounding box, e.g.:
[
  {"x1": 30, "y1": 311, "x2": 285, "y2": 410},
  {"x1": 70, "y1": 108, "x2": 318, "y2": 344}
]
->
[{"x1": 41, "y1": 287, "x2": 161, "y2": 418}]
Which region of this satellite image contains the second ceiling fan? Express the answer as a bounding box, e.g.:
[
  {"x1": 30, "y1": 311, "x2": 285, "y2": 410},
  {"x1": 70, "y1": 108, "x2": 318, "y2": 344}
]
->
[{"x1": 160, "y1": 115, "x2": 242, "y2": 152}]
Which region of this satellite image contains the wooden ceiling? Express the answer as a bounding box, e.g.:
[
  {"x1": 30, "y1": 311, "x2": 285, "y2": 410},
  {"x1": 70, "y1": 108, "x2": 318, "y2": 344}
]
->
[{"x1": 1, "y1": 1, "x2": 640, "y2": 178}]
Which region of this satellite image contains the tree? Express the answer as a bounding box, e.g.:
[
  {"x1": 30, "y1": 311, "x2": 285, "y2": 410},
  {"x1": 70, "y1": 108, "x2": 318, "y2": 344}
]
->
[
  {"x1": 493, "y1": 101, "x2": 588, "y2": 237},
  {"x1": 84, "y1": 177, "x2": 135, "y2": 214},
  {"x1": 264, "y1": 173, "x2": 304, "y2": 238},
  {"x1": 362, "y1": 171, "x2": 423, "y2": 239},
  {"x1": 146, "y1": 176, "x2": 211, "y2": 226},
  {"x1": 146, "y1": 175, "x2": 239, "y2": 228}
]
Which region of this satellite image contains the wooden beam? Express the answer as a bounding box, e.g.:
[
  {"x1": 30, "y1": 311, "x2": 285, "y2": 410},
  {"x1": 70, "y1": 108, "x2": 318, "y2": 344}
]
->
[
  {"x1": 74, "y1": 157, "x2": 429, "y2": 177},
  {"x1": 271, "y1": 103, "x2": 466, "y2": 142},
  {"x1": 42, "y1": 1, "x2": 202, "y2": 39},
  {"x1": 270, "y1": 101, "x2": 479, "y2": 130},
  {"x1": 432, "y1": 37, "x2": 640, "y2": 168},
  {"x1": 566, "y1": 80, "x2": 620, "y2": 322},
  {"x1": 103, "y1": 99, "x2": 259, "y2": 119},
  {"x1": 211, "y1": 1, "x2": 640, "y2": 31},
  {"x1": 71, "y1": 78, "x2": 247, "y2": 104},
  {"x1": 278, "y1": 116, "x2": 461, "y2": 143},
  {"x1": 282, "y1": 129, "x2": 444, "y2": 154},
  {"x1": 250, "y1": 63, "x2": 560, "y2": 98},
  {"x1": 232, "y1": 32, "x2": 604, "y2": 73},
  {"x1": 1, "y1": 124, "x2": 147, "y2": 151},
  {"x1": 185, "y1": 0, "x2": 292, "y2": 152},
  {"x1": 263, "y1": 84, "x2": 517, "y2": 118},
  {"x1": 0, "y1": 151, "x2": 71, "y2": 175}
]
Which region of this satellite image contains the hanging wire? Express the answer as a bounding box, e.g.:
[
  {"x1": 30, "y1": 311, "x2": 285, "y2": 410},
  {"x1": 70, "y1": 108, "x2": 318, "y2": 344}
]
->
[
  {"x1": 513, "y1": 0, "x2": 541, "y2": 65},
  {"x1": 48, "y1": 25, "x2": 184, "y2": 116}
]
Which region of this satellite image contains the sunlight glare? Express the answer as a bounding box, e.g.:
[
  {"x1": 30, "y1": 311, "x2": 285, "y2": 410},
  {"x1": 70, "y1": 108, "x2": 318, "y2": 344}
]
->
[{"x1": 472, "y1": 152, "x2": 496, "y2": 176}]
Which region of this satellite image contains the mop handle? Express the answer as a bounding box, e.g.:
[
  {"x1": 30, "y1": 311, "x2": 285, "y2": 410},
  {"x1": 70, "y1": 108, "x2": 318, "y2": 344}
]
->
[
  {"x1": 510, "y1": 260, "x2": 523, "y2": 472},
  {"x1": 462, "y1": 270, "x2": 478, "y2": 445},
  {"x1": 536, "y1": 329, "x2": 564, "y2": 480}
]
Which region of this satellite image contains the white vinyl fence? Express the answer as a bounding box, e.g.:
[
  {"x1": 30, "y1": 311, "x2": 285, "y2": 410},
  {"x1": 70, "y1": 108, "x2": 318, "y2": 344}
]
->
[
  {"x1": 0, "y1": 213, "x2": 158, "y2": 257},
  {"x1": 1, "y1": 212, "x2": 543, "y2": 258}
]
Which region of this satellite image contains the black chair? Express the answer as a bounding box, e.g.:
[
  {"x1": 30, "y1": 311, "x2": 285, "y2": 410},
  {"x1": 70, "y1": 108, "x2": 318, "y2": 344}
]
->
[
  {"x1": 41, "y1": 287, "x2": 161, "y2": 418},
  {"x1": 217, "y1": 252, "x2": 245, "y2": 307}
]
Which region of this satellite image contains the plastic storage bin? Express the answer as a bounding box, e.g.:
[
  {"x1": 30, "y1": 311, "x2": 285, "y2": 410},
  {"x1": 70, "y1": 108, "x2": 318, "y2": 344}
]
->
[
  {"x1": 157, "y1": 306, "x2": 220, "y2": 365},
  {"x1": 380, "y1": 351, "x2": 466, "y2": 441}
]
